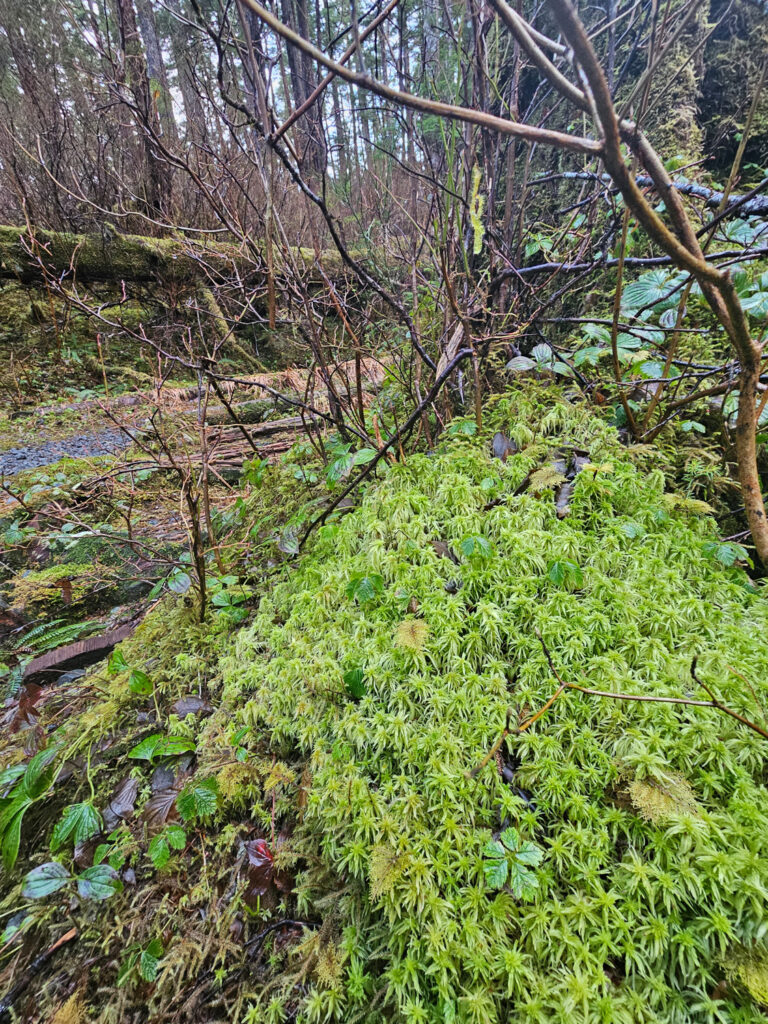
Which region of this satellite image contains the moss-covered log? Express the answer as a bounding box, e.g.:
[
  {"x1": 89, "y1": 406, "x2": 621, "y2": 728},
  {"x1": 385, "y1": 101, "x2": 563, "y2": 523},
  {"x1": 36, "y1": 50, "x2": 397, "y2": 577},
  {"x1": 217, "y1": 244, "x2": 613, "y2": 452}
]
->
[{"x1": 0, "y1": 225, "x2": 354, "y2": 286}]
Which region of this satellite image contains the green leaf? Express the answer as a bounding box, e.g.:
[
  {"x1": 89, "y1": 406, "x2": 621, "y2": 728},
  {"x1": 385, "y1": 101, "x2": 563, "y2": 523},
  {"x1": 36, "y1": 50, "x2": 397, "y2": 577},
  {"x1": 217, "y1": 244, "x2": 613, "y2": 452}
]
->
[
  {"x1": 459, "y1": 535, "x2": 494, "y2": 560},
  {"x1": 343, "y1": 668, "x2": 366, "y2": 699},
  {"x1": 51, "y1": 802, "x2": 102, "y2": 852},
  {"x1": 168, "y1": 570, "x2": 192, "y2": 594},
  {"x1": 176, "y1": 778, "x2": 218, "y2": 821},
  {"x1": 140, "y1": 939, "x2": 163, "y2": 982},
  {"x1": 166, "y1": 825, "x2": 187, "y2": 850},
  {"x1": 108, "y1": 648, "x2": 129, "y2": 675},
  {"x1": 76, "y1": 864, "x2": 123, "y2": 901},
  {"x1": 507, "y1": 860, "x2": 540, "y2": 900},
  {"x1": 514, "y1": 840, "x2": 544, "y2": 868},
  {"x1": 23, "y1": 862, "x2": 71, "y2": 899},
  {"x1": 128, "y1": 734, "x2": 195, "y2": 762},
  {"x1": 128, "y1": 669, "x2": 153, "y2": 695},
  {"x1": 117, "y1": 952, "x2": 139, "y2": 987},
  {"x1": 346, "y1": 574, "x2": 384, "y2": 604},
  {"x1": 547, "y1": 559, "x2": 583, "y2": 588},
  {"x1": 483, "y1": 839, "x2": 506, "y2": 860},
  {"x1": 2, "y1": 806, "x2": 26, "y2": 873},
  {"x1": 620, "y1": 522, "x2": 645, "y2": 539},
  {"x1": 701, "y1": 541, "x2": 750, "y2": 568},
  {"x1": 499, "y1": 827, "x2": 521, "y2": 852},
  {"x1": 23, "y1": 746, "x2": 60, "y2": 800},
  {"x1": 353, "y1": 447, "x2": 378, "y2": 465},
  {"x1": 148, "y1": 835, "x2": 170, "y2": 869},
  {"x1": 0, "y1": 765, "x2": 26, "y2": 792},
  {"x1": 483, "y1": 858, "x2": 508, "y2": 890}
]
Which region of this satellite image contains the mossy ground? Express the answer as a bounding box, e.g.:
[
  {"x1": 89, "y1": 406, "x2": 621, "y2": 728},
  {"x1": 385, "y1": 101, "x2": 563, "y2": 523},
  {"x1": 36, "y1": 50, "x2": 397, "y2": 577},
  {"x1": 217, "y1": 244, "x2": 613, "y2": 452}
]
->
[{"x1": 1, "y1": 387, "x2": 767, "y2": 1023}]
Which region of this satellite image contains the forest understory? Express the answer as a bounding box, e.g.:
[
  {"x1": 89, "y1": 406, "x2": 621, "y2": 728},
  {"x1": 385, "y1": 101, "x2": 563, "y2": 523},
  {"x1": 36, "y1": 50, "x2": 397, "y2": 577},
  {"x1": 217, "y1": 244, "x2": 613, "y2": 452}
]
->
[{"x1": 2, "y1": 0, "x2": 768, "y2": 1021}]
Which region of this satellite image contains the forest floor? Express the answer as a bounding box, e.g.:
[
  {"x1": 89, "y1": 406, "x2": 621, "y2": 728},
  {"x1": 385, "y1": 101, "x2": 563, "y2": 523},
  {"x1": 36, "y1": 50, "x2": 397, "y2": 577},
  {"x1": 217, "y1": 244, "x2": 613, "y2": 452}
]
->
[{"x1": 1, "y1": 337, "x2": 768, "y2": 1024}]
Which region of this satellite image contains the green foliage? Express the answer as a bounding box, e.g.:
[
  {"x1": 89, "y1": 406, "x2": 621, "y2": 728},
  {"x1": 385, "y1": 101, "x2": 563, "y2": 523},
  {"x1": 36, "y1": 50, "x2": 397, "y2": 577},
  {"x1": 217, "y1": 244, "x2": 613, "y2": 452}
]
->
[
  {"x1": 50, "y1": 801, "x2": 101, "y2": 851},
  {"x1": 345, "y1": 573, "x2": 384, "y2": 604},
  {"x1": 128, "y1": 733, "x2": 196, "y2": 762},
  {"x1": 223, "y1": 389, "x2": 768, "y2": 1023},
  {"x1": 23, "y1": 861, "x2": 122, "y2": 902},
  {"x1": 0, "y1": 746, "x2": 60, "y2": 871},
  {"x1": 147, "y1": 825, "x2": 186, "y2": 869},
  {"x1": 483, "y1": 827, "x2": 543, "y2": 898},
  {"x1": 547, "y1": 557, "x2": 584, "y2": 588},
  {"x1": 176, "y1": 777, "x2": 218, "y2": 821}
]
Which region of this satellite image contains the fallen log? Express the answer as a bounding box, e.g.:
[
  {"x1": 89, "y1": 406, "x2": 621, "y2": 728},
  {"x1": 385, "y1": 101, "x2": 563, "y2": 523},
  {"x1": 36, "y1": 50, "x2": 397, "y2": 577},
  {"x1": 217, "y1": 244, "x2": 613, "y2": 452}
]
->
[
  {"x1": 0, "y1": 225, "x2": 355, "y2": 286},
  {"x1": 22, "y1": 621, "x2": 138, "y2": 681}
]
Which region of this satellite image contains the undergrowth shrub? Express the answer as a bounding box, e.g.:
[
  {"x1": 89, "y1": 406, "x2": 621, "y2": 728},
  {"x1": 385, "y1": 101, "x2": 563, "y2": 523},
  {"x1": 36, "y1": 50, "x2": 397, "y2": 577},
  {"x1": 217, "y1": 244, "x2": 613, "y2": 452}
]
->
[{"x1": 224, "y1": 388, "x2": 768, "y2": 1024}]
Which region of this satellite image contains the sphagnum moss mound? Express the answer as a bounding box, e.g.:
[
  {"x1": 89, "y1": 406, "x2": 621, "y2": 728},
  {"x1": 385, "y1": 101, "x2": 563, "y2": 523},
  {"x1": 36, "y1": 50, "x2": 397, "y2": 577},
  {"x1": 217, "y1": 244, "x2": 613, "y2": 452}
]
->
[{"x1": 223, "y1": 391, "x2": 768, "y2": 1024}]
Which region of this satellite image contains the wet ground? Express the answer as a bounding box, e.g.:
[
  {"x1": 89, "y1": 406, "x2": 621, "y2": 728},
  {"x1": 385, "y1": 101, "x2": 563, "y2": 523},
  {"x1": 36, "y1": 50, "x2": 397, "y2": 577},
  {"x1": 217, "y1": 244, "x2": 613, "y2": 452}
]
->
[{"x1": 0, "y1": 428, "x2": 131, "y2": 475}]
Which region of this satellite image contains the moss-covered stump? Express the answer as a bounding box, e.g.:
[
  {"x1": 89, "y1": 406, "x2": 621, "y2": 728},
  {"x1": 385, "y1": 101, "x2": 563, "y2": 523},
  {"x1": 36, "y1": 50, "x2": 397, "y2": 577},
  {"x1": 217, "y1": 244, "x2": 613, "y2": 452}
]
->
[{"x1": 224, "y1": 391, "x2": 768, "y2": 1023}]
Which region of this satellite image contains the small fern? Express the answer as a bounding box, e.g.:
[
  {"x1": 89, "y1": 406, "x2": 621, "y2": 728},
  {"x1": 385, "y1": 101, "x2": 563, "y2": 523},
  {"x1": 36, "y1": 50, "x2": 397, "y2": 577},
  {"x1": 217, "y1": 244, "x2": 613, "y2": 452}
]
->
[{"x1": 14, "y1": 619, "x2": 102, "y2": 656}]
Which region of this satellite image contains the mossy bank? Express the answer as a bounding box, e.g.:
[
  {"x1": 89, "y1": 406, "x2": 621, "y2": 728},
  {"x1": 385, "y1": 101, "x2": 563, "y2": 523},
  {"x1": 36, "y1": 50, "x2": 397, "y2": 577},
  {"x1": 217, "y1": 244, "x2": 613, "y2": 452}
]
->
[{"x1": 1, "y1": 388, "x2": 767, "y2": 1023}]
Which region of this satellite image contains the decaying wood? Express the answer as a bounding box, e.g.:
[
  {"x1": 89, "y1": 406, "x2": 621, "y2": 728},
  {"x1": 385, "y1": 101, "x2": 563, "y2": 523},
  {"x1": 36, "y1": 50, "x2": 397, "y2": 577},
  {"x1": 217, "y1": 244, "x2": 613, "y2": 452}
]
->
[{"x1": 22, "y1": 621, "x2": 138, "y2": 680}]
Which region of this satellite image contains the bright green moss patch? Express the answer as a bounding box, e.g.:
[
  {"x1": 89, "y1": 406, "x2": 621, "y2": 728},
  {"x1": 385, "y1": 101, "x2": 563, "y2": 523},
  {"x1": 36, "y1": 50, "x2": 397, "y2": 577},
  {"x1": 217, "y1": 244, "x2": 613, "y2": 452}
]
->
[{"x1": 224, "y1": 390, "x2": 768, "y2": 1023}]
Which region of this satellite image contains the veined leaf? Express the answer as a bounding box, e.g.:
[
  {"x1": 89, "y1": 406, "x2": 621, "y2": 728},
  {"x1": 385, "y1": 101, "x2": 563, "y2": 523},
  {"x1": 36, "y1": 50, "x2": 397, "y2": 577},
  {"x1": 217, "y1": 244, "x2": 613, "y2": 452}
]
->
[{"x1": 23, "y1": 861, "x2": 71, "y2": 899}]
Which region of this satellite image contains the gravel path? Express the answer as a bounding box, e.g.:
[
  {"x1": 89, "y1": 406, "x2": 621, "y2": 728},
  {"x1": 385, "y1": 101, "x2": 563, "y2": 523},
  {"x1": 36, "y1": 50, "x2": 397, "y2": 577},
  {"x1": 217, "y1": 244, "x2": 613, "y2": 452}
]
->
[{"x1": 0, "y1": 428, "x2": 131, "y2": 476}]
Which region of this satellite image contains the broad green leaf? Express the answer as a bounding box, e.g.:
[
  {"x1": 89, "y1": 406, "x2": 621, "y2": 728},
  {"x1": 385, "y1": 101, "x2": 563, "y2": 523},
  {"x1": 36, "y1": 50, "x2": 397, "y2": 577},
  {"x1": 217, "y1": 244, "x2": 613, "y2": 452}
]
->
[
  {"x1": 514, "y1": 840, "x2": 544, "y2": 868},
  {"x1": 23, "y1": 746, "x2": 60, "y2": 799},
  {"x1": 167, "y1": 571, "x2": 192, "y2": 594},
  {"x1": 353, "y1": 447, "x2": 378, "y2": 465},
  {"x1": 127, "y1": 735, "x2": 162, "y2": 761},
  {"x1": 76, "y1": 864, "x2": 123, "y2": 901},
  {"x1": 507, "y1": 860, "x2": 539, "y2": 900},
  {"x1": 23, "y1": 861, "x2": 71, "y2": 899},
  {"x1": 459, "y1": 535, "x2": 493, "y2": 560},
  {"x1": 128, "y1": 669, "x2": 153, "y2": 695},
  {"x1": 499, "y1": 827, "x2": 521, "y2": 852},
  {"x1": 620, "y1": 522, "x2": 645, "y2": 539},
  {"x1": 140, "y1": 939, "x2": 163, "y2": 982},
  {"x1": 166, "y1": 825, "x2": 187, "y2": 850},
  {"x1": 108, "y1": 648, "x2": 129, "y2": 675},
  {"x1": 346, "y1": 574, "x2": 384, "y2": 604},
  {"x1": 483, "y1": 839, "x2": 506, "y2": 860}
]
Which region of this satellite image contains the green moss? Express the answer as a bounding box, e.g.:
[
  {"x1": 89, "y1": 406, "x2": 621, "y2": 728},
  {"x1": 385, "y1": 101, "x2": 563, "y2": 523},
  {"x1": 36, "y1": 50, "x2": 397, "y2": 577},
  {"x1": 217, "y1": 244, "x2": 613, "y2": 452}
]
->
[
  {"x1": 7, "y1": 562, "x2": 106, "y2": 613},
  {"x1": 222, "y1": 387, "x2": 768, "y2": 1023}
]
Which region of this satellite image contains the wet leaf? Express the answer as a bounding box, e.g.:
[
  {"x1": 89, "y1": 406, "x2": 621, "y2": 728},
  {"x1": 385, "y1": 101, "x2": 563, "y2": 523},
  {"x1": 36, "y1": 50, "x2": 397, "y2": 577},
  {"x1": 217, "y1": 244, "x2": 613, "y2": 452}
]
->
[
  {"x1": 128, "y1": 734, "x2": 196, "y2": 762},
  {"x1": 142, "y1": 786, "x2": 181, "y2": 830},
  {"x1": 76, "y1": 864, "x2": 123, "y2": 901},
  {"x1": 176, "y1": 777, "x2": 218, "y2": 821},
  {"x1": 491, "y1": 432, "x2": 517, "y2": 461},
  {"x1": 172, "y1": 696, "x2": 213, "y2": 718},
  {"x1": 23, "y1": 862, "x2": 71, "y2": 899},
  {"x1": 244, "y1": 838, "x2": 275, "y2": 904},
  {"x1": 128, "y1": 669, "x2": 152, "y2": 695},
  {"x1": 140, "y1": 939, "x2": 163, "y2": 982},
  {"x1": 102, "y1": 777, "x2": 139, "y2": 832}
]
